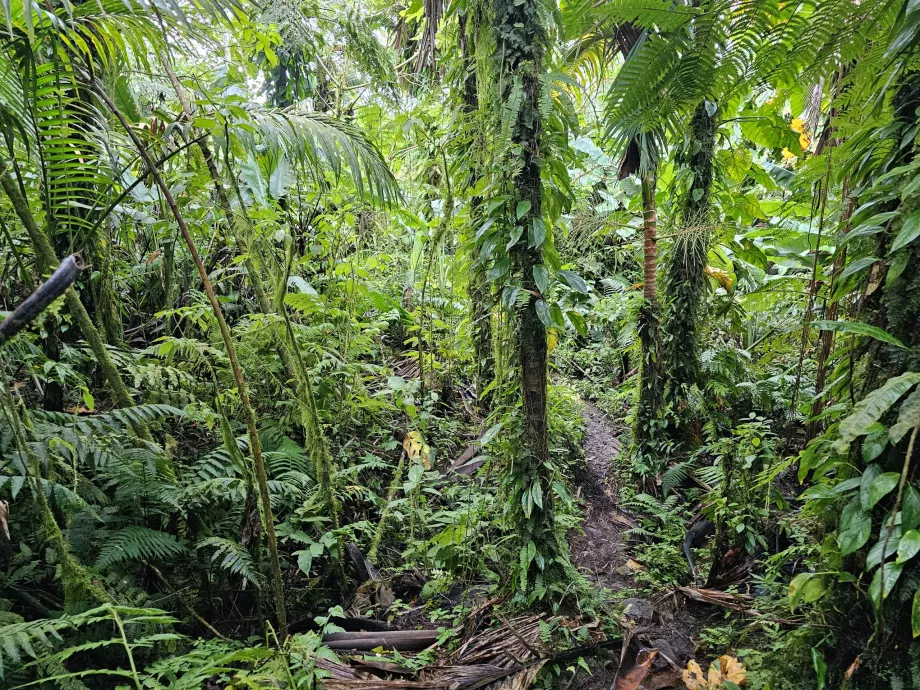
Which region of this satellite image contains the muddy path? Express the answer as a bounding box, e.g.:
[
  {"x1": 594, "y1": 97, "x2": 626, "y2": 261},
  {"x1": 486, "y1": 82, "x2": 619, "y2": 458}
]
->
[
  {"x1": 571, "y1": 401, "x2": 701, "y2": 689},
  {"x1": 570, "y1": 401, "x2": 634, "y2": 593}
]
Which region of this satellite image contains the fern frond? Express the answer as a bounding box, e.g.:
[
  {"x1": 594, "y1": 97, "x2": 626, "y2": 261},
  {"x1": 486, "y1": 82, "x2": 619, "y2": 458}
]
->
[
  {"x1": 95, "y1": 527, "x2": 187, "y2": 570},
  {"x1": 196, "y1": 537, "x2": 260, "y2": 585}
]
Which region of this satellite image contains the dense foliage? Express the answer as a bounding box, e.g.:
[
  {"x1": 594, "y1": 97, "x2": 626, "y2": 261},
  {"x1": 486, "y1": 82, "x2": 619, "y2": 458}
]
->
[{"x1": 1, "y1": 0, "x2": 919, "y2": 686}]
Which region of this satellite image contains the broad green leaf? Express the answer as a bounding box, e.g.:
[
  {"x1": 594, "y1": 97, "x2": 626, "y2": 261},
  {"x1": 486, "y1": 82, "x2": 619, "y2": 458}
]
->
[
  {"x1": 802, "y1": 575, "x2": 824, "y2": 604},
  {"x1": 532, "y1": 265, "x2": 548, "y2": 293},
  {"x1": 840, "y1": 499, "x2": 872, "y2": 555},
  {"x1": 480, "y1": 423, "x2": 503, "y2": 445},
  {"x1": 789, "y1": 572, "x2": 811, "y2": 610},
  {"x1": 891, "y1": 388, "x2": 920, "y2": 444},
  {"x1": 839, "y1": 256, "x2": 878, "y2": 281},
  {"x1": 811, "y1": 648, "x2": 827, "y2": 690},
  {"x1": 861, "y1": 465, "x2": 883, "y2": 510},
  {"x1": 296, "y1": 550, "x2": 313, "y2": 575},
  {"x1": 891, "y1": 211, "x2": 920, "y2": 252},
  {"x1": 506, "y1": 224, "x2": 524, "y2": 251},
  {"x1": 862, "y1": 427, "x2": 889, "y2": 462},
  {"x1": 888, "y1": 251, "x2": 910, "y2": 287},
  {"x1": 535, "y1": 300, "x2": 552, "y2": 327},
  {"x1": 869, "y1": 561, "x2": 903, "y2": 608},
  {"x1": 841, "y1": 373, "x2": 920, "y2": 442},
  {"x1": 550, "y1": 303, "x2": 565, "y2": 329},
  {"x1": 839, "y1": 520, "x2": 872, "y2": 555},
  {"x1": 811, "y1": 321, "x2": 911, "y2": 353},
  {"x1": 529, "y1": 217, "x2": 546, "y2": 248},
  {"x1": 516, "y1": 199, "x2": 531, "y2": 220},
  {"x1": 898, "y1": 530, "x2": 920, "y2": 564},
  {"x1": 567, "y1": 311, "x2": 588, "y2": 337},
  {"x1": 487, "y1": 257, "x2": 509, "y2": 282},
  {"x1": 904, "y1": 487, "x2": 920, "y2": 532},
  {"x1": 867, "y1": 532, "x2": 900, "y2": 569},
  {"x1": 558, "y1": 269, "x2": 589, "y2": 294},
  {"x1": 868, "y1": 473, "x2": 901, "y2": 508}
]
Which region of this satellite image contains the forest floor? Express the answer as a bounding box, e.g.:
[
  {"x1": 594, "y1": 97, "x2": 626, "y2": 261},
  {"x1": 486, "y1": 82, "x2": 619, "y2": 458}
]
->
[
  {"x1": 570, "y1": 401, "x2": 700, "y2": 689},
  {"x1": 570, "y1": 401, "x2": 631, "y2": 593}
]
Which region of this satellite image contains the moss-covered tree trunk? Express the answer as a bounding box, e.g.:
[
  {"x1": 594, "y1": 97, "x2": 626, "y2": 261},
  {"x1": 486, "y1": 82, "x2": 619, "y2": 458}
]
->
[
  {"x1": 460, "y1": 15, "x2": 495, "y2": 408},
  {"x1": 661, "y1": 102, "x2": 716, "y2": 445},
  {"x1": 635, "y1": 170, "x2": 663, "y2": 466}
]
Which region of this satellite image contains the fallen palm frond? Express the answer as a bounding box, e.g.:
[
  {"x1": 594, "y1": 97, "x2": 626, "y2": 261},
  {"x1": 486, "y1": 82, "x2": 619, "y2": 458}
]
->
[
  {"x1": 317, "y1": 612, "x2": 614, "y2": 690},
  {"x1": 677, "y1": 586, "x2": 758, "y2": 613}
]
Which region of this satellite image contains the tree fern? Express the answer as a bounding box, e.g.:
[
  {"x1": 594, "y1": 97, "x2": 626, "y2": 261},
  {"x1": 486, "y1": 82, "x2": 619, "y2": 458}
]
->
[{"x1": 95, "y1": 526, "x2": 188, "y2": 570}]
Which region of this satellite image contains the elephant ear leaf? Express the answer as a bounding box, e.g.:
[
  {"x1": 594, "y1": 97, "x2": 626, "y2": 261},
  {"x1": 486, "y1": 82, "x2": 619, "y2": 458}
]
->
[{"x1": 840, "y1": 373, "x2": 920, "y2": 443}]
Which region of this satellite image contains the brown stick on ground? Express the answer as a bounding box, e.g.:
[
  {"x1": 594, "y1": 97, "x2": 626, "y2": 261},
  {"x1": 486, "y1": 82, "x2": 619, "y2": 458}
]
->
[
  {"x1": 143, "y1": 559, "x2": 228, "y2": 641},
  {"x1": 322, "y1": 630, "x2": 441, "y2": 651}
]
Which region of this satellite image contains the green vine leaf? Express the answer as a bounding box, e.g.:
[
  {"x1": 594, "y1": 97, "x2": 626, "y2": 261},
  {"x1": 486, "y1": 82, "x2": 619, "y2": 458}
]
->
[
  {"x1": 869, "y1": 561, "x2": 903, "y2": 608},
  {"x1": 868, "y1": 472, "x2": 901, "y2": 508},
  {"x1": 535, "y1": 299, "x2": 552, "y2": 327},
  {"x1": 533, "y1": 264, "x2": 548, "y2": 293},
  {"x1": 516, "y1": 199, "x2": 531, "y2": 219},
  {"x1": 905, "y1": 487, "x2": 920, "y2": 532},
  {"x1": 891, "y1": 389, "x2": 920, "y2": 444}
]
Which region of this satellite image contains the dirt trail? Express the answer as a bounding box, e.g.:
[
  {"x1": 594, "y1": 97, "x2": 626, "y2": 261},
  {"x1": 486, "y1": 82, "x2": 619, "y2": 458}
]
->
[
  {"x1": 570, "y1": 401, "x2": 634, "y2": 594},
  {"x1": 571, "y1": 401, "x2": 702, "y2": 690}
]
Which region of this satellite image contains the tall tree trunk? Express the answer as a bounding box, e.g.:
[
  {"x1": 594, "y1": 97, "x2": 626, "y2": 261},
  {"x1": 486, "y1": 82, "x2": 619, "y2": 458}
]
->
[
  {"x1": 459, "y1": 14, "x2": 495, "y2": 407},
  {"x1": 159, "y1": 51, "x2": 339, "y2": 538},
  {"x1": 807, "y1": 189, "x2": 855, "y2": 441},
  {"x1": 635, "y1": 169, "x2": 662, "y2": 462},
  {"x1": 494, "y1": 0, "x2": 566, "y2": 596},
  {"x1": 660, "y1": 102, "x2": 716, "y2": 445},
  {"x1": 93, "y1": 82, "x2": 289, "y2": 639}
]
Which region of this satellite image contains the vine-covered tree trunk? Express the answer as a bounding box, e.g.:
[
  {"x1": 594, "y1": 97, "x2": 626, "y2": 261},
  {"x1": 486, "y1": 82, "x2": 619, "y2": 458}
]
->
[
  {"x1": 459, "y1": 14, "x2": 495, "y2": 407},
  {"x1": 96, "y1": 84, "x2": 289, "y2": 639},
  {"x1": 661, "y1": 102, "x2": 716, "y2": 444},
  {"x1": 494, "y1": 0, "x2": 567, "y2": 598},
  {"x1": 635, "y1": 169, "x2": 662, "y2": 464}
]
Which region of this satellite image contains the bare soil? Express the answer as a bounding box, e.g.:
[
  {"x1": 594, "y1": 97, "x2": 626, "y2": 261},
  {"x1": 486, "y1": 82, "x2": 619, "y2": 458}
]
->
[
  {"x1": 571, "y1": 401, "x2": 704, "y2": 690},
  {"x1": 570, "y1": 401, "x2": 634, "y2": 594}
]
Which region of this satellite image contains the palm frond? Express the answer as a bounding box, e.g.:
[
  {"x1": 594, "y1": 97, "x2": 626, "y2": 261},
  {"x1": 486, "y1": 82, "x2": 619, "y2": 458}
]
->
[{"x1": 247, "y1": 109, "x2": 400, "y2": 206}]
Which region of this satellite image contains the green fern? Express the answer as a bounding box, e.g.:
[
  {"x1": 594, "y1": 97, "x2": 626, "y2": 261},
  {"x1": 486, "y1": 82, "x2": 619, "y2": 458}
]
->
[
  {"x1": 196, "y1": 537, "x2": 260, "y2": 585},
  {"x1": 662, "y1": 458, "x2": 696, "y2": 494},
  {"x1": 95, "y1": 527, "x2": 188, "y2": 570}
]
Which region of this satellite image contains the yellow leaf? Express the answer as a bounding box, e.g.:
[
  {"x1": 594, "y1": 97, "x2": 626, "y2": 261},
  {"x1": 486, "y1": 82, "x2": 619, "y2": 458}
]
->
[
  {"x1": 682, "y1": 660, "x2": 707, "y2": 690},
  {"x1": 704, "y1": 266, "x2": 733, "y2": 291},
  {"x1": 707, "y1": 664, "x2": 723, "y2": 687},
  {"x1": 403, "y1": 430, "x2": 431, "y2": 469},
  {"x1": 782, "y1": 147, "x2": 797, "y2": 160},
  {"x1": 790, "y1": 117, "x2": 805, "y2": 134},
  {"x1": 547, "y1": 328, "x2": 558, "y2": 354},
  {"x1": 718, "y1": 655, "x2": 746, "y2": 684},
  {"x1": 799, "y1": 131, "x2": 811, "y2": 151}
]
